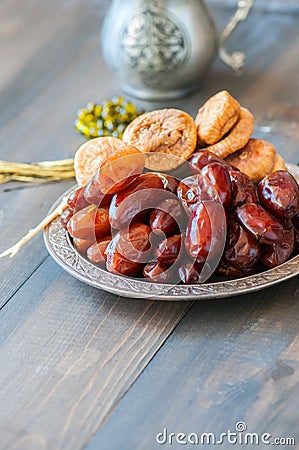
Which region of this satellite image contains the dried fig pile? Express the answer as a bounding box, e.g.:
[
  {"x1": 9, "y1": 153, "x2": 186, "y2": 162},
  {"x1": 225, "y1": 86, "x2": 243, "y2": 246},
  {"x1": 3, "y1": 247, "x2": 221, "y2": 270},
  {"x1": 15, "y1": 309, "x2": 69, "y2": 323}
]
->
[{"x1": 194, "y1": 90, "x2": 286, "y2": 182}]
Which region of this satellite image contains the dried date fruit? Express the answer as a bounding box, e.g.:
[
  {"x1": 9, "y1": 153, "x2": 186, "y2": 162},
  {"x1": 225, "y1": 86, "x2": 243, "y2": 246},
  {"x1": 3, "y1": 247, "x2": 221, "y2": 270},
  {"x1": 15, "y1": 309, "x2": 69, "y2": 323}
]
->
[
  {"x1": 293, "y1": 214, "x2": 299, "y2": 228},
  {"x1": 106, "y1": 223, "x2": 151, "y2": 276},
  {"x1": 67, "y1": 186, "x2": 90, "y2": 211},
  {"x1": 201, "y1": 162, "x2": 232, "y2": 208},
  {"x1": 222, "y1": 220, "x2": 260, "y2": 269},
  {"x1": 109, "y1": 172, "x2": 178, "y2": 229},
  {"x1": 185, "y1": 200, "x2": 226, "y2": 264},
  {"x1": 235, "y1": 203, "x2": 284, "y2": 244},
  {"x1": 229, "y1": 170, "x2": 257, "y2": 209},
  {"x1": 292, "y1": 215, "x2": 299, "y2": 253},
  {"x1": 113, "y1": 222, "x2": 151, "y2": 264},
  {"x1": 84, "y1": 179, "x2": 113, "y2": 207},
  {"x1": 73, "y1": 237, "x2": 95, "y2": 253},
  {"x1": 260, "y1": 224, "x2": 294, "y2": 268},
  {"x1": 150, "y1": 199, "x2": 186, "y2": 236},
  {"x1": 61, "y1": 208, "x2": 74, "y2": 230},
  {"x1": 177, "y1": 175, "x2": 202, "y2": 212},
  {"x1": 178, "y1": 261, "x2": 204, "y2": 284},
  {"x1": 86, "y1": 236, "x2": 111, "y2": 265},
  {"x1": 106, "y1": 244, "x2": 142, "y2": 277},
  {"x1": 258, "y1": 170, "x2": 299, "y2": 219},
  {"x1": 292, "y1": 214, "x2": 299, "y2": 251},
  {"x1": 226, "y1": 138, "x2": 276, "y2": 183},
  {"x1": 217, "y1": 263, "x2": 258, "y2": 278},
  {"x1": 186, "y1": 202, "x2": 212, "y2": 264},
  {"x1": 195, "y1": 90, "x2": 240, "y2": 145},
  {"x1": 154, "y1": 234, "x2": 182, "y2": 264},
  {"x1": 143, "y1": 262, "x2": 176, "y2": 283},
  {"x1": 90, "y1": 146, "x2": 145, "y2": 195},
  {"x1": 189, "y1": 149, "x2": 231, "y2": 173},
  {"x1": 177, "y1": 163, "x2": 231, "y2": 211},
  {"x1": 67, "y1": 205, "x2": 110, "y2": 240}
]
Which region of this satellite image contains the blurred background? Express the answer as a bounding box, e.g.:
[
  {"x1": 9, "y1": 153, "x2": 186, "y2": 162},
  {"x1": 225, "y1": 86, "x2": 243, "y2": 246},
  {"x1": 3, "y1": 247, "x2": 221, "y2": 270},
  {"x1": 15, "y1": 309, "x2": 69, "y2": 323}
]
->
[{"x1": 0, "y1": 0, "x2": 298, "y2": 164}]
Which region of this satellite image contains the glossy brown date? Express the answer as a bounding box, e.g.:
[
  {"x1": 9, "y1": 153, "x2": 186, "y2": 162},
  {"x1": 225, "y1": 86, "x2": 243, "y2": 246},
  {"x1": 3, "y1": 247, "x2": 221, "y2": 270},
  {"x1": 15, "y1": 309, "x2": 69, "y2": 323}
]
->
[
  {"x1": 217, "y1": 263, "x2": 258, "y2": 278},
  {"x1": 109, "y1": 172, "x2": 178, "y2": 229},
  {"x1": 235, "y1": 203, "x2": 284, "y2": 244},
  {"x1": 106, "y1": 244, "x2": 141, "y2": 276},
  {"x1": 90, "y1": 146, "x2": 145, "y2": 196},
  {"x1": 177, "y1": 162, "x2": 231, "y2": 211},
  {"x1": 222, "y1": 220, "x2": 260, "y2": 269},
  {"x1": 229, "y1": 170, "x2": 257, "y2": 209},
  {"x1": 106, "y1": 222, "x2": 151, "y2": 276},
  {"x1": 67, "y1": 186, "x2": 90, "y2": 211},
  {"x1": 293, "y1": 214, "x2": 299, "y2": 229},
  {"x1": 260, "y1": 224, "x2": 295, "y2": 268},
  {"x1": 113, "y1": 222, "x2": 151, "y2": 263},
  {"x1": 67, "y1": 205, "x2": 110, "y2": 240},
  {"x1": 154, "y1": 234, "x2": 182, "y2": 264},
  {"x1": 201, "y1": 162, "x2": 232, "y2": 208},
  {"x1": 185, "y1": 200, "x2": 226, "y2": 264},
  {"x1": 73, "y1": 237, "x2": 95, "y2": 253},
  {"x1": 86, "y1": 235, "x2": 111, "y2": 265},
  {"x1": 143, "y1": 261, "x2": 175, "y2": 283},
  {"x1": 150, "y1": 199, "x2": 186, "y2": 236},
  {"x1": 178, "y1": 261, "x2": 204, "y2": 284},
  {"x1": 258, "y1": 170, "x2": 299, "y2": 219},
  {"x1": 60, "y1": 207, "x2": 74, "y2": 230},
  {"x1": 177, "y1": 175, "x2": 202, "y2": 212},
  {"x1": 189, "y1": 150, "x2": 231, "y2": 173},
  {"x1": 84, "y1": 177, "x2": 113, "y2": 206},
  {"x1": 292, "y1": 214, "x2": 299, "y2": 252}
]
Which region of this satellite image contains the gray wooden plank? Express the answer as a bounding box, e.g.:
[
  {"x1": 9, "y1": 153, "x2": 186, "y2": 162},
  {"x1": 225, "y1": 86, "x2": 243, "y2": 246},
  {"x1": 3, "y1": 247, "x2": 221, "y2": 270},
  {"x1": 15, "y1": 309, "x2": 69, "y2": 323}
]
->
[
  {"x1": 0, "y1": 256, "x2": 191, "y2": 450},
  {"x1": 0, "y1": 180, "x2": 74, "y2": 308},
  {"x1": 0, "y1": 0, "x2": 113, "y2": 307},
  {"x1": 86, "y1": 277, "x2": 299, "y2": 450}
]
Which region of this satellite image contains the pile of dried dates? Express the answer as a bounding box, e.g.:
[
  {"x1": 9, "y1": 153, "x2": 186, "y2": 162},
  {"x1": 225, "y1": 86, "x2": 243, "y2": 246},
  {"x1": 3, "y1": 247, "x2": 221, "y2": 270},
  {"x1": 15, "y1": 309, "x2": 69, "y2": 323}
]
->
[{"x1": 62, "y1": 145, "x2": 299, "y2": 284}]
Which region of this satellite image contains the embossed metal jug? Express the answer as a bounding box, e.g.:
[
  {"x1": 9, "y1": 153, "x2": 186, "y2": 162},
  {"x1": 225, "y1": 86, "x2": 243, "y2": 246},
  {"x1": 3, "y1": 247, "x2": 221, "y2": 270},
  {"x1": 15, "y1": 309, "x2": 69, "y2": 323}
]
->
[{"x1": 101, "y1": 0, "x2": 253, "y2": 100}]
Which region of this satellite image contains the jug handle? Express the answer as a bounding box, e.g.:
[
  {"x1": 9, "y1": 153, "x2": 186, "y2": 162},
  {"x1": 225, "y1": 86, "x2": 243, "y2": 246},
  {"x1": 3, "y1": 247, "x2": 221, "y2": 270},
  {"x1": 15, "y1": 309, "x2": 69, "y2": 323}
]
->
[{"x1": 218, "y1": 0, "x2": 254, "y2": 73}]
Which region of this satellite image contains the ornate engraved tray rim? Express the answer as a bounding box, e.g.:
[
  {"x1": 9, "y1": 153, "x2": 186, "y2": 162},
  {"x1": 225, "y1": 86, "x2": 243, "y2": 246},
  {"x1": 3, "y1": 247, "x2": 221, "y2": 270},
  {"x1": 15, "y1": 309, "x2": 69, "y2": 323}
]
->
[{"x1": 44, "y1": 163, "x2": 299, "y2": 301}]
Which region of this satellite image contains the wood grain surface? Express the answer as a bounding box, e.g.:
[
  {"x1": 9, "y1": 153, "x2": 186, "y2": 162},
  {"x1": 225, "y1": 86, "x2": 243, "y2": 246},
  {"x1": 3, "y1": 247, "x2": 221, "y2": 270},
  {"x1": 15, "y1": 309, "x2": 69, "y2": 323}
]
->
[
  {"x1": 87, "y1": 279, "x2": 299, "y2": 450},
  {"x1": 0, "y1": 258, "x2": 191, "y2": 450},
  {"x1": 0, "y1": 1, "x2": 298, "y2": 449}
]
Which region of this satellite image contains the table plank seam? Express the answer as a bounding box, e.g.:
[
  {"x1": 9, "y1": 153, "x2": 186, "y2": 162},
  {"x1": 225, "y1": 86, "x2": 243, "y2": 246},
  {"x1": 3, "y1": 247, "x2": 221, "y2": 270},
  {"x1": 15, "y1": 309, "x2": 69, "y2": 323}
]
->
[
  {"x1": 0, "y1": 254, "x2": 49, "y2": 312},
  {"x1": 84, "y1": 301, "x2": 194, "y2": 448}
]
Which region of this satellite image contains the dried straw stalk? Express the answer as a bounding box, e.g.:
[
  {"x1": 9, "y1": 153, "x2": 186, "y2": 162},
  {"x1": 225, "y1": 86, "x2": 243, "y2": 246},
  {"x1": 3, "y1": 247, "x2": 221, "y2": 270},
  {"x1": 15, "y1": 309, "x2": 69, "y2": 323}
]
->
[
  {"x1": 0, "y1": 197, "x2": 69, "y2": 258},
  {"x1": 0, "y1": 158, "x2": 75, "y2": 184},
  {"x1": 0, "y1": 158, "x2": 76, "y2": 257}
]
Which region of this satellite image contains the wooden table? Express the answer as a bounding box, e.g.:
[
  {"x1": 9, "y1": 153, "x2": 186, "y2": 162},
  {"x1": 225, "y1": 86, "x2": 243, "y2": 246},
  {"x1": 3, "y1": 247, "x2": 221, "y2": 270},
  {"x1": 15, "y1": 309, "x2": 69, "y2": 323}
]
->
[{"x1": 0, "y1": 1, "x2": 298, "y2": 449}]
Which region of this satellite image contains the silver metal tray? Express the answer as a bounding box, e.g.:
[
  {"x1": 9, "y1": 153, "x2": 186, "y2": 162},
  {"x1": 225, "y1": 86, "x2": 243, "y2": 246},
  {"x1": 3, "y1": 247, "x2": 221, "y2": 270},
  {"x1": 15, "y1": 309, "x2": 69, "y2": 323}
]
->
[{"x1": 44, "y1": 163, "x2": 299, "y2": 301}]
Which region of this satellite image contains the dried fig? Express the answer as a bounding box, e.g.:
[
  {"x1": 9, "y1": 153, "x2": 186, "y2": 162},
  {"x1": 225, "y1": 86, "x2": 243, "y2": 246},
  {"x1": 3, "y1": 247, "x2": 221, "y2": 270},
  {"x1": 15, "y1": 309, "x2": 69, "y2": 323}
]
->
[{"x1": 195, "y1": 90, "x2": 240, "y2": 145}]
